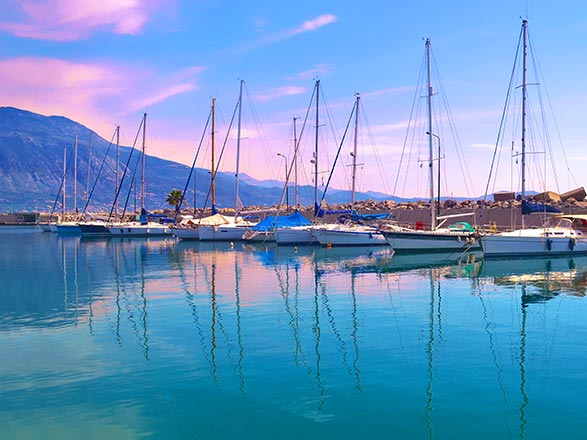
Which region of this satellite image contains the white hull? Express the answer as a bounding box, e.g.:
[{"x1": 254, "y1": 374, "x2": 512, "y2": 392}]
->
[
  {"x1": 242, "y1": 230, "x2": 275, "y2": 242},
  {"x1": 481, "y1": 229, "x2": 587, "y2": 258},
  {"x1": 382, "y1": 229, "x2": 479, "y2": 253},
  {"x1": 274, "y1": 227, "x2": 317, "y2": 246},
  {"x1": 40, "y1": 223, "x2": 53, "y2": 232},
  {"x1": 198, "y1": 224, "x2": 248, "y2": 241},
  {"x1": 173, "y1": 227, "x2": 200, "y2": 240},
  {"x1": 312, "y1": 226, "x2": 387, "y2": 247},
  {"x1": 108, "y1": 223, "x2": 171, "y2": 237}
]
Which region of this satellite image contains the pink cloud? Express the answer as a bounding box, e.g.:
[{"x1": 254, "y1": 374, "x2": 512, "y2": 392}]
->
[
  {"x1": 289, "y1": 14, "x2": 338, "y2": 36},
  {"x1": 129, "y1": 83, "x2": 199, "y2": 112},
  {"x1": 253, "y1": 86, "x2": 308, "y2": 102},
  {"x1": 0, "y1": 56, "x2": 202, "y2": 139},
  {"x1": 289, "y1": 64, "x2": 334, "y2": 80},
  {"x1": 0, "y1": 0, "x2": 164, "y2": 41}
]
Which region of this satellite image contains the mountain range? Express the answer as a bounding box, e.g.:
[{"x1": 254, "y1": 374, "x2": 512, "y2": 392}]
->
[{"x1": 0, "y1": 107, "x2": 400, "y2": 213}]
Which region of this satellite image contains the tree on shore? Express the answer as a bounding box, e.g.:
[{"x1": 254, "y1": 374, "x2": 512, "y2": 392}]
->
[{"x1": 166, "y1": 189, "x2": 185, "y2": 213}]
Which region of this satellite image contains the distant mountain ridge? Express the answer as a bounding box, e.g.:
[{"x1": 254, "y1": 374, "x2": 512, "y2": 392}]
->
[{"x1": 0, "y1": 107, "x2": 403, "y2": 212}]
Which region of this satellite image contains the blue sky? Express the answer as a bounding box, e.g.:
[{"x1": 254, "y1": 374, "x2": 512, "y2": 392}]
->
[{"x1": 1, "y1": 0, "x2": 586, "y2": 199}]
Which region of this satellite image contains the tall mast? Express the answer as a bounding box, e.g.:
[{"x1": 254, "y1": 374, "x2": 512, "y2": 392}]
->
[
  {"x1": 62, "y1": 147, "x2": 67, "y2": 220},
  {"x1": 521, "y1": 19, "x2": 528, "y2": 200},
  {"x1": 293, "y1": 117, "x2": 299, "y2": 209},
  {"x1": 211, "y1": 97, "x2": 216, "y2": 213},
  {"x1": 115, "y1": 125, "x2": 120, "y2": 218},
  {"x1": 73, "y1": 133, "x2": 78, "y2": 216},
  {"x1": 351, "y1": 93, "x2": 360, "y2": 209},
  {"x1": 314, "y1": 79, "x2": 320, "y2": 212},
  {"x1": 86, "y1": 132, "x2": 92, "y2": 207},
  {"x1": 141, "y1": 112, "x2": 147, "y2": 211},
  {"x1": 234, "y1": 80, "x2": 244, "y2": 217},
  {"x1": 426, "y1": 38, "x2": 436, "y2": 230}
]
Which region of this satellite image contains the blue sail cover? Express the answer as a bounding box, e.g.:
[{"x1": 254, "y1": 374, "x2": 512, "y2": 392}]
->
[
  {"x1": 251, "y1": 211, "x2": 311, "y2": 231},
  {"x1": 315, "y1": 203, "x2": 352, "y2": 218},
  {"x1": 351, "y1": 212, "x2": 394, "y2": 221},
  {"x1": 521, "y1": 199, "x2": 562, "y2": 215}
]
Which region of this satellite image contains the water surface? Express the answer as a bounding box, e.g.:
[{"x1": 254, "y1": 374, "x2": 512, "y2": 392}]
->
[{"x1": 1, "y1": 233, "x2": 587, "y2": 439}]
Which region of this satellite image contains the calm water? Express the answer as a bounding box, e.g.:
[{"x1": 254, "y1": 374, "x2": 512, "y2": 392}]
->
[{"x1": 1, "y1": 233, "x2": 587, "y2": 439}]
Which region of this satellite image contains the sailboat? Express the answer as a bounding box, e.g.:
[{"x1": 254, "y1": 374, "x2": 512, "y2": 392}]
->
[
  {"x1": 56, "y1": 133, "x2": 83, "y2": 235},
  {"x1": 198, "y1": 80, "x2": 256, "y2": 241},
  {"x1": 172, "y1": 98, "x2": 216, "y2": 241},
  {"x1": 379, "y1": 38, "x2": 479, "y2": 253},
  {"x1": 242, "y1": 117, "x2": 313, "y2": 243},
  {"x1": 107, "y1": 113, "x2": 171, "y2": 237},
  {"x1": 311, "y1": 93, "x2": 388, "y2": 246},
  {"x1": 274, "y1": 80, "x2": 323, "y2": 246},
  {"x1": 480, "y1": 20, "x2": 587, "y2": 258}
]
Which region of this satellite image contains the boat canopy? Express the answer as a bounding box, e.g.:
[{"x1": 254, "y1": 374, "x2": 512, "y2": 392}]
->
[
  {"x1": 448, "y1": 221, "x2": 476, "y2": 232},
  {"x1": 251, "y1": 211, "x2": 311, "y2": 231},
  {"x1": 521, "y1": 200, "x2": 562, "y2": 215},
  {"x1": 195, "y1": 213, "x2": 235, "y2": 225}
]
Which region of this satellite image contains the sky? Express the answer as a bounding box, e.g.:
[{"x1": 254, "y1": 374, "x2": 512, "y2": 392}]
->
[{"x1": 1, "y1": 0, "x2": 587, "y2": 200}]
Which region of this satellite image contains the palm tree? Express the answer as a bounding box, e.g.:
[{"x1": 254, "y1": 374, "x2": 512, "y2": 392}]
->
[{"x1": 166, "y1": 189, "x2": 185, "y2": 213}]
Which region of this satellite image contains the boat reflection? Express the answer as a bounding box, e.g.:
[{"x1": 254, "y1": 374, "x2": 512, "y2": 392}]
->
[{"x1": 479, "y1": 255, "x2": 587, "y2": 303}]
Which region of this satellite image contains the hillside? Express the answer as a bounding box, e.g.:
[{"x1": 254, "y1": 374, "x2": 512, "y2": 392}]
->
[{"x1": 0, "y1": 107, "x2": 399, "y2": 213}]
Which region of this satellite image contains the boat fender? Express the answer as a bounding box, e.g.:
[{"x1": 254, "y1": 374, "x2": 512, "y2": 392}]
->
[
  {"x1": 369, "y1": 232, "x2": 373, "y2": 239},
  {"x1": 457, "y1": 236, "x2": 461, "y2": 242},
  {"x1": 467, "y1": 237, "x2": 475, "y2": 246},
  {"x1": 546, "y1": 238, "x2": 552, "y2": 252},
  {"x1": 569, "y1": 238, "x2": 576, "y2": 251}
]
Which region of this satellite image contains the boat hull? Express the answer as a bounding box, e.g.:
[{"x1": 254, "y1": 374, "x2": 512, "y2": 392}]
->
[
  {"x1": 108, "y1": 223, "x2": 171, "y2": 237},
  {"x1": 173, "y1": 227, "x2": 200, "y2": 240},
  {"x1": 242, "y1": 230, "x2": 275, "y2": 243},
  {"x1": 79, "y1": 223, "x2": 111, "y2": 237},
  {"x1": 274, "y1": 227, "x2": 317, "y2": 246},
  {"x1": 481, "y1": 233, "x2": 587, "y2": 258},
  {"x1": 312, "y1": 228, "x2": 387, "y2": 247},
  {"x1": 56, "y1": 224, "x2": 82, "y2": 235},
  {"x1": 198, "y1": 225, "x2": 247, "y2": 241},
  {"x1": 381, "y1": 229, "x2": 479, "y2": 253}
]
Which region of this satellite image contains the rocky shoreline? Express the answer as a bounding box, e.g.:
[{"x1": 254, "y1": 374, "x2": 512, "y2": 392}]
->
[{"x1": 28, "y1": 192, "x2": 587, "y2": 231}]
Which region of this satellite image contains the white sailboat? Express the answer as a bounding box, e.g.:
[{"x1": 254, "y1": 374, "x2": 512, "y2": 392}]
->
[
  {"x1": 173, "y1": 98, "x2": 216, "y2": 241},
  {"x1": 311, "y1": 93, "x2": 387, "y2": 247},
  {"x1": 274, "y1": 80, "x2": 322, "y2": 246},
  {"x1": 480, "y1": 20, "x2": 587, "y2": 258},
  {"x1": 107, "y1": 113, "x2": 171, "y2": 237},
  {"x1": 379, "y1": 38, "x2": 478, "y2": 253},
  {"x1": 198, "y1": 80, "x2": 256, "y2": 242}
]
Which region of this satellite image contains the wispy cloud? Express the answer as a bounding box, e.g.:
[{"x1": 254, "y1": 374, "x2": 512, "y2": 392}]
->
[
  {"x1": 231, "y1": 13, "x2": 338, "y2": 55},
  {"x1": 288, "y1": 64, "x2": 334, "y2": 80},
  {"x1": 129, "y1": 83, "x2": 199, "y2": 112},
  {"x1": 287, "y1": 14, "x2": 337, "y2": 37},
  {"x1": 253, "y1": 86, "x2": 308, "y2": 102},
  {"x1": 0, "y1": 0, "x2": 166, "y2": 41},
  {"x1": 369, "y1": 121, "x2": 411, "y2": 134},
  {"x1": 0, "y1": 56, "x2": 202, "y2": 136}
]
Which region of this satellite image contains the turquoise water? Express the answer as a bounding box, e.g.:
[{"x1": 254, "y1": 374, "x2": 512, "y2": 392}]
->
[{"x1": 2, "y1": 233, "x2": 587, "y2": 439}]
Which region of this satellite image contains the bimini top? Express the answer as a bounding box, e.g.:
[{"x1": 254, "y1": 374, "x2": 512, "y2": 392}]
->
[{"x1": 449, "y1": 222, "x2": 476, "y2": 232}]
